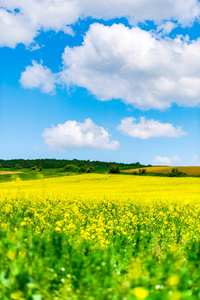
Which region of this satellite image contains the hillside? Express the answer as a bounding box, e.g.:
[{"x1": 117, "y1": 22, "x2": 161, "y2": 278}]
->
[{"x1": 122, "y1": 166, "x2": 200, "y2": 176}]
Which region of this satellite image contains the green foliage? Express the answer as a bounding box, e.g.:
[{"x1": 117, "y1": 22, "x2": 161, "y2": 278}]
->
[
  {"x1": 14, "y1": 164, "x2": 23, "y2": 169},
  {"x1": 87, "y1": 166, "x2": 94, "y2": 173},
  {"x1": 139, "y1": 168, "x2": 146, "y2": 174},
  {"x1": 38, "y1": 166, "x2": 43, "y2": 172},
  {"x1": 109, "y1": 165, "x2": 120, "y2": 174},
  {"x1": 0, "y1": 158, "x2": 145, "y2": 171},
  {"x1": 61, "y1": 165, "x2": 79, "y2": 173},
  {"x1": 78, "y1": 166, "x2": 88, "y2": 173},
  {"x1": 31, "y1": 166, "x2": 37, "y2": 171},
  {"x1": 0, "y1": 164, "x2": 2, "y2": 169},
  {"x1": 167, "y1": 168, "x2": 186, "y2": 177}
]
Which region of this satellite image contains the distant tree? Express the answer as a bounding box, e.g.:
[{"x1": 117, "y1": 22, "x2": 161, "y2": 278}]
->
[
  {"x1": 167, "y1": 168, "x2": 186, "y2": 177},
  {"x1": 140, "y1": 169, "x2": 146, "y2": 174},
  {"x1": 79, "y1": 166, "x2": 87, "y2": 173},
  {"x1": 171, "y1": 168, "x2": 179, "y2": 173},
  {"x1": 87, "y1": 166, "x2": 94, "y2": 173},
  {"x1": 31, "y1": 166, "x2": 37, "y2": 171},
  {"x1": 62, "y1": 165, "x2": 79, "y2": 173},
  {"x1": 15, "y1": 164, "x2": 23, "y2": 169},
  {"x1": 109, "y1": 165, "x2": 120, "y2": 174}
]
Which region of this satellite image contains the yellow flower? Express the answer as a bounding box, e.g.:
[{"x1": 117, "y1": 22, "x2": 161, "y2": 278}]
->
[
  {"x1": 7, "y1": 250, "x2": 16, "y2": 260},
  {"x1": 166, "y1": 275, "x2": 180, "y2": 286},
  {"x1": 10, "y1": 290, "x2": 24, "y2": 299},
  {"x1": 55, "y1": 226, "x2": 61, "y2": 232},
  {"x1": 131, "y1": 287, "x2": 149, "y2": 299}
]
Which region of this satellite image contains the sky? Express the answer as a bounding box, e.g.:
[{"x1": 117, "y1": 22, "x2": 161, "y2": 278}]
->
[{"x1": 0, "y1": 0, "x2": 200, "y2": 166}]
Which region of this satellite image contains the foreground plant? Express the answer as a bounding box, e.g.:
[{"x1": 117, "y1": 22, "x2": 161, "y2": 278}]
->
[{"x1": 0, "y1": 175, "x2": 199, "y2": 299}]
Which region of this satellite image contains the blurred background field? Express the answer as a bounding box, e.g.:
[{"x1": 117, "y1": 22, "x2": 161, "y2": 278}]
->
[{"x1": 122, "y1": 166, "x2": 200, "y2": 176}]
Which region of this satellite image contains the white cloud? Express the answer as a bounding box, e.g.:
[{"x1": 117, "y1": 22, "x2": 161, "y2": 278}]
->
[
  {"x1": 42, "y1": 118, "x2": 120, "y2": 152},
  {"x1": 79, "y1": 0, "x2": 200, "y2": 26},
  {"x1": 59, "y1": 23, "x2": 200, "y2": 109},
  {"x1": 20, "y1": 61, "x2": 57, "y2": 94},
  {"x1": 1, "y1": 0, "x2": 200, "y2": 47},
  {"x1": 0, "y1": 1, "x2": 77, "y2": 47},
  {"x1": 0, "y1": 9, "x2": 37, "y2": 48},
  {"x1": 116, "y1": 117, "x2": 186, "y2": 139},
  {"x1": 153, "y1": 155, "x2": 181, "y2": 165},
  {"x1": 193, "y1": 154, "x2": 199, "y2": 163},
  {"x1": 156, "y1": 21, "x2": 177, "y2": 36}
]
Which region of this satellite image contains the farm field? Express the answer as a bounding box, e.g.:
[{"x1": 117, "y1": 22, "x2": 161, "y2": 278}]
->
[
  {"x1": 0, "y1": 174, "x2": 200, "y2": 299},
  {"x1": 122, "y1": 166, "x2": 200, "y2": 176}
]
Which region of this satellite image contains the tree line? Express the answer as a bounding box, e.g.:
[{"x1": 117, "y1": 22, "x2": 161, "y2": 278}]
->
[{"x1": 0, "y1": 159, "x2": 147, "y2": 170}]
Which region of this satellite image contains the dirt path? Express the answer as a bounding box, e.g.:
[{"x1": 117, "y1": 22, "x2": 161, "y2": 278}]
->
[{"x1": 0, "y1": 171, "x2": 22, "y2": 175}]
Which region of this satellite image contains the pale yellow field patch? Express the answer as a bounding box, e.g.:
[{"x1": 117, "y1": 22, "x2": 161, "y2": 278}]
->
[
  {"x1": 0, "y1": 171, "x2": 22, "y2": 175},
  {"x1": 122, "y1": 166, "x2": 200, "y2": 175}
]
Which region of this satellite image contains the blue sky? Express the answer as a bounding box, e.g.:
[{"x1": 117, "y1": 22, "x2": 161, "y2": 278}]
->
[{"x1": 0, "y1": 1, "x2": 200, "y2": 165}]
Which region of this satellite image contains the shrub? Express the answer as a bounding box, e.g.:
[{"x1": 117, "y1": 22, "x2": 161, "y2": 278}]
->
[
  {"x1": 39, "y1": 166, "x2": 43, "y2": 172},
  {"x1": 31, "y1": 166, "x2": 37, "y2": 171},
  {"x1": 167, "y1": 168, "x2": 186, "y2": 177},
  {"x1": 109, "y1": 165, "x2": 120, "y2": 174},
  {"x1": 87, "y1": 166, "x2": 94, "y2": 173},
  {"x1": 78, "y1": 166, "x2": 88, "y2": 173},
  {"x1": 14, "y1": 164, "x2": 23, "y2": 169},
  {"x1": 61, "y1": 165, "x2": 79, "y2": 173},
  {"x1": 171, "y1": 168, "x2": 179, "y2": 173}
]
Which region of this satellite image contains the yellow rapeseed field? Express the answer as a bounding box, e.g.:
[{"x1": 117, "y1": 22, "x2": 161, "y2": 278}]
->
[{"x1": 0, "y1": 174, "x2": 199, "y2": 299}]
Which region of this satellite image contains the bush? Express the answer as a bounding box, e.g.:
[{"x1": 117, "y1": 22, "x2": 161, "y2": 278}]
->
[
  {"x1": 87, "y1": 166, "x2": 94, "y2": 173},
  {"x1": 31, "y1": 166, "x2": 37, "y2": 171},
  {"x1": 39, "y1": 166, "x2": 43, "y2": 172},
  {"x1": 167, "y1": 168, "x2": 186, "y2": 177},
  {"x1": 171, "y1": 168, "x2": 179, "y2": 173},
  {"x1": 14, "y1": 164, "x2": 23, "y2": 169},
  {"x1": 139, "y1": 169, "x2": 146, "y2": 174},
  {"x1": 61, "y1": 165, "x2": 79, "y2": 173},
  {"x1": 78, "y1": 166, "x2": 88, "y2": 173},
  {"x1": 109, "y1": 165, "x2": 120, "y2": 174}
]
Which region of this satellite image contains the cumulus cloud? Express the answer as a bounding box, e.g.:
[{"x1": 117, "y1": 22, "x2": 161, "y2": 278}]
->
[
  {"x1": 1, "y1": 0, "x2": 200, "y2": 47},
  {"x1": 79, "y1": 0, "x2": 200, "y2": 26},
  {"x1": 0, "y1": 9, "x2": 37, "y2": 48},
  {"x1": 116, "y1": 117, "x2": 186, "y2": 139},
  {"x1": 20, "y1": 61, "x2": 57, "y2": 94},
  {"x1": 42, "y1": 118, "x2": 120, "y2": 152},
  {"x1": 0, "y1": 1, "x2": 77, "y2": 47},
  {"x1": 153, "y1": 155, "x2": 181, "y2": 165},
  {"x1": 58, "y1": 23, "x2": 200, "y2": 109},
  {"x1": 20, "y1": 23, "x2": 200, "y2": 109}
]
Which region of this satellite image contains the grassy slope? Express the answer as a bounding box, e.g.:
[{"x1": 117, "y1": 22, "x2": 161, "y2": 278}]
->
[
  {"x1": 0, "y1": 165, "x2": 114, "y2": 183},
  {"x1": 1, "y1": 165, "x2": 200, "y2": 184}
]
